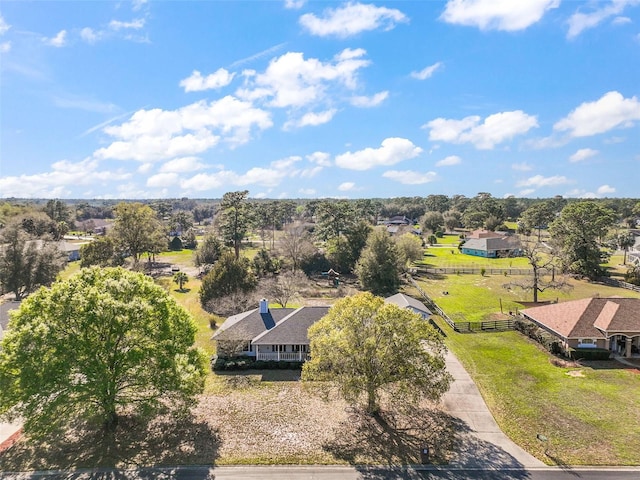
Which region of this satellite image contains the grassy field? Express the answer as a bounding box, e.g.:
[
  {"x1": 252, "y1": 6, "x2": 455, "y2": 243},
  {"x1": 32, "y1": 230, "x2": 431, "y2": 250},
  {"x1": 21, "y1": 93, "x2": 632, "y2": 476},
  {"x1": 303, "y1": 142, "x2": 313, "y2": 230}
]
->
[
  {"x1": 420, "y1": 245, "x2": 531, "y2": 270},
  {"x1": 434, "y1": 318, "x2": 640, "y2": 465}
]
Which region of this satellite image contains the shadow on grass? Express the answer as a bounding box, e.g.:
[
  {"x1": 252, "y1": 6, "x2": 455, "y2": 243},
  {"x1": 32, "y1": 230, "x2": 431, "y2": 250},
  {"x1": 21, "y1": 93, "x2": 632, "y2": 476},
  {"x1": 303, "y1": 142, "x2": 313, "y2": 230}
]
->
[
  {"x1": 174, "y1": 288, "x2": 192, "y2": 293},
  {"x1": 0, "y1": 412, "x2": 221, "y2": 473},
  {"x1": 580, "y1": 359, "x2": 640, "y2": 371},
  {"x1": 324, "y1": 404, "x2": 532, "y2": 479}
]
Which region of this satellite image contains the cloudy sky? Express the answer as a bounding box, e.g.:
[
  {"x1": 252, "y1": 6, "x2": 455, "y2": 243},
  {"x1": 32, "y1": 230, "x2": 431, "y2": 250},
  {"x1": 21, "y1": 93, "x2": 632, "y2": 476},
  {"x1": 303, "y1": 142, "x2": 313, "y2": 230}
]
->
[{"x1": 1, "y1": 0, "x2": 639, "y2": 200}]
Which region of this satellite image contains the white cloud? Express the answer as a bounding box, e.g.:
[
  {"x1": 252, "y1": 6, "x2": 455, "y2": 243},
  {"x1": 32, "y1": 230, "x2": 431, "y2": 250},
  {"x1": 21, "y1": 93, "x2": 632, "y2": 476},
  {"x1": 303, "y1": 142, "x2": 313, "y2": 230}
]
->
[
  {"x1": 338, "y1": 182, "x2": 356, "y2": 191},
  {"x1": 350, "y1": 91, "x2": 388, "y2": 108},
  {"x1": 435, "y1": 155, "x2": 461, "y2": 167},
  {"x1": 285, "y1": 0, "x2": 306, "y2": 9},
  {"x1": 597, "y1": 184, "x2": 616, "y2": 195},
  {"x1": 440, "y1": 0, "x2": 560, "y2": 31},
  {"x1": 512, "y1": 162, "x2": 533, "y2": 171},
  {"x1": 284, "y1": 109, "x2": 337, "y2": 130},
  {"x1": 299, "y1": 188, "x2": 316, "y2": 195},
  {"x1": 180, "y1": 69, "x2": 236, "y2": 92},
  {"x1": 159, "y1": 157, "x2": 207, "y2": 173},
  {"x1": 0, "y1": 14, "x2": 11, "y2": 35},
  {"x1": 0, "y1": 41, "x2": 10, "y2": 53},
  {"x1": 425, "y1": 110, "x2": 538, "y2": 149},
  {"x1": 554, "y1": 91, "x2": 640, "y2": 137},
  {"x1": 138, "y1": 163, "x2": 153, "y2": 174},
  {"x1": 567, "y1": 0, "x2": 639, "y2": 39},
  {"x1": 52, "y1": 94, "x2": 118, "y2": 114},
  {"x1": 335, "y1": 137, "x2": 423, "y2": 170},
  {"x1": 80, "y1": 27, "x2": 101, "y2": 44},
  {"x1": 109, "y1": 18, "x2": 145, "y2": 30},
  {"x1": 306, "y1": 151, "x2": 332, "y2": 166},
  {"x1": 516, "y1": 174, "x2": 570, "y2": 188},
  {"x1": 147, "y1": 172, "x2": 179, "y2": 188},
  {"x1": 94, "y1": 96, "x2": 273, "y2": 162},
  {"x1": 569, "y1": 148, "x2": 599, "y2": 163},
  {"x1": 0, "y1": 158, "x2": 130, "y2": 198},
  {"x1": 382, "y1": 170, "x2": 437, "y2": 185},
  {"x1": 299, "y1": 2, "x2": 408, "y2": 38},
  {"x1": 518, "y1": 188, "x2": 536, "y2": 196},
  {"x1": 411, "y1": 62, "x2": 443, "y2": 80},
  {"x1": 132, "y1": 0, "x2": 149, "y2": 11},
  {"x1": 44, "y1": 30, "x2": 67, "y2": 47},
  {"x1": 612, "y1": 16, "x2": 632, "y2": 25},
  {"x1": 238, "y1": 48, "x2": 371, "y2": 109}
]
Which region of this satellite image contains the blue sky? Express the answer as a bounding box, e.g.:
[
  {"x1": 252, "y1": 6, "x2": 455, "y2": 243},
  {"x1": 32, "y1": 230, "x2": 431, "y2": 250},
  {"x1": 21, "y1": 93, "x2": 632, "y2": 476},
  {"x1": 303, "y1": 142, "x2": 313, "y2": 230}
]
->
[{"x1": 1, "y1": 0, "x2": 639, "y2": 200}]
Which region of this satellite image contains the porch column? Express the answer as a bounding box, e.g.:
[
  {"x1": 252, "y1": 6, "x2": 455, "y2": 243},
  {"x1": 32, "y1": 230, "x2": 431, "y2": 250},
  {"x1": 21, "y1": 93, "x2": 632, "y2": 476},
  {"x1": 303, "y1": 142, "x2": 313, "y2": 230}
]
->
[
  {"x1": 626, "y1": 337, "x2": 632, "y2": 358},
  {"x1": 604, "y1": 338, "x2": 610, "y2": 350}
]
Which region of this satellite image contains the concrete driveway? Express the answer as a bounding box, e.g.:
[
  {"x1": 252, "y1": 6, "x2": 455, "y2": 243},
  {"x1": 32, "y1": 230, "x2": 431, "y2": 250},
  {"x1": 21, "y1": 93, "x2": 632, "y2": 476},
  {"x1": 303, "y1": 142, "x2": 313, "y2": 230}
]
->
[{"x1": 441, "y1": 350, "x2": 545, "y2": 468}]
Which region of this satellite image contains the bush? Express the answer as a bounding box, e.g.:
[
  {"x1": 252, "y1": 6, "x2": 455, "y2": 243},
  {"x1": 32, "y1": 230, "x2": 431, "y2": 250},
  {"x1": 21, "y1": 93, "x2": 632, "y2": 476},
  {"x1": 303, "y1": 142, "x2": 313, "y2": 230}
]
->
[
  {"x1": 514, "y1": 318, "x2": 565, "y2": 357},
  {"x1": 569, "y1": 348, "x2": 611, "y2": 361}
]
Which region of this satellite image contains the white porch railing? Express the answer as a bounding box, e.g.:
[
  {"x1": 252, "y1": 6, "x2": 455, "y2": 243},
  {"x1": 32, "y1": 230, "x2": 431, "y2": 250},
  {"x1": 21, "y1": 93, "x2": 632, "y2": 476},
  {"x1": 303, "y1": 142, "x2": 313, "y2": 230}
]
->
[{"x1": 256, "y1": 352, "x2": 309, "y2": 362}]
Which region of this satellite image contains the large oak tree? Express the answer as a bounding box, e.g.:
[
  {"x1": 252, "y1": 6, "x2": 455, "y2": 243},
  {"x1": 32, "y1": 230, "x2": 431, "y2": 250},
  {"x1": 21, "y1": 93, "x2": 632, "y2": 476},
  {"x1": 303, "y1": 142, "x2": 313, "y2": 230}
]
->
[
  {"x1": 0, "y1": 267, "x2": 206, "y2": 436},
  {"x1": 302, "y1": 292, "x2": 452, "y2": 414}
]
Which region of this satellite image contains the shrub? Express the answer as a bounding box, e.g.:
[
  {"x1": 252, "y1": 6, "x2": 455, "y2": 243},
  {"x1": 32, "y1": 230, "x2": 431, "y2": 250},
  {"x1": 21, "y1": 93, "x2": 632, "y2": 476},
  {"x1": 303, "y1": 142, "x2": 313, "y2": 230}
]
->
[{"x1": 569, "y1": 348, "x2": 611, "y2": 361}]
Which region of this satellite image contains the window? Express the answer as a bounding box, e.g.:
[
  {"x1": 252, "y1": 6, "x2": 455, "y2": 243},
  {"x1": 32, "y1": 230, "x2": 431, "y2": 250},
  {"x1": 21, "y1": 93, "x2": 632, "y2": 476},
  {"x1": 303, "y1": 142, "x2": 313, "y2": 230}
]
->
[
  {"x1": 271, "y1": 345, "x2": 285, "y2": 352},
  {"x1": 578, "y1": 338, "x2": 596, "y2": 348}
]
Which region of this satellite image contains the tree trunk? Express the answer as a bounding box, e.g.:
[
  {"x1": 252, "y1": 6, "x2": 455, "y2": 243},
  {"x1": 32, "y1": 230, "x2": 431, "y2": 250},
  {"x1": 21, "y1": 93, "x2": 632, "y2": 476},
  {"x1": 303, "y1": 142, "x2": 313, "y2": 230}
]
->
[
  {"x1": 366, "y1": 387, "x2": 379, "y2": 414},
  {"x1": 103, "y1": 409, "x2": 119, "y2": 433}
]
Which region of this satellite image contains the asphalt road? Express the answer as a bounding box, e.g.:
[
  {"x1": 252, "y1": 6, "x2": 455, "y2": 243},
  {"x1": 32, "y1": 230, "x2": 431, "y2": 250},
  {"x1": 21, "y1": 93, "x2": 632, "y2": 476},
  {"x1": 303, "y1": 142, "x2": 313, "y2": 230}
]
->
[{"x1": 2, "y1": 466, "x2": 640, "y2": 480}]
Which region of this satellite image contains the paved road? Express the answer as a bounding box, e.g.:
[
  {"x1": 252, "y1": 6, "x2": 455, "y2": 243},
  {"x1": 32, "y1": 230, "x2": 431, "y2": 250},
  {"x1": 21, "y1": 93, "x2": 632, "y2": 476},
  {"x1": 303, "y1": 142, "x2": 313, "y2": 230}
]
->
[{"x1": 2, "y1": 466, "x2": 640, "y2": 480}]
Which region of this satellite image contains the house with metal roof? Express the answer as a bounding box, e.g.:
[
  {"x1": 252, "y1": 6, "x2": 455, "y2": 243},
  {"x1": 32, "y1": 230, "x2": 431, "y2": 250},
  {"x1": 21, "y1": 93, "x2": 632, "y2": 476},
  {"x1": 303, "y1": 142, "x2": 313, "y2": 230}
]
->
[{"x1": 521, "y1": 297, "x2": 640, "y2": 358}]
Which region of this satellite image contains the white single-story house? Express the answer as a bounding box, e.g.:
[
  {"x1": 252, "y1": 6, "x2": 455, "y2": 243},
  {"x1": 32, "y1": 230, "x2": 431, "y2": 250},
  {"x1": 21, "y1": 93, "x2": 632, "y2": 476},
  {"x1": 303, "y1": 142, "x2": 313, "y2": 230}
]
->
[
  {"x1": 212, "y1": 299, "x2": 329, "y2": 362},
  {"x1": 521, "y1": 297, "x2": 640, "y2": 358},
  {"x1": 213, "y1": 293, "x2": 431, "y2": 361}
]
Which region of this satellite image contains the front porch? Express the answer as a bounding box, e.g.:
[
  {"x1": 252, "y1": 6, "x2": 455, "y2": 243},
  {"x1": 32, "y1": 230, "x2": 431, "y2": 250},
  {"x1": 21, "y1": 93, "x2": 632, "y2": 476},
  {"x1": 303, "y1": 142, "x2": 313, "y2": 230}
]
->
[
  {"x1": 255, "y1": 344, "x2": 310, "y2": 362},
  {"x1": 605, "y1": 334, "x2": 640, "y2": 358}
]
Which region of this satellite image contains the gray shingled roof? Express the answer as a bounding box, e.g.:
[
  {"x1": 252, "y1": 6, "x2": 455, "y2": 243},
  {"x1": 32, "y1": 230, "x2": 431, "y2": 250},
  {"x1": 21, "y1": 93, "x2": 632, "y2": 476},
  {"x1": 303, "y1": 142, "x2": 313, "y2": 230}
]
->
[
  {"x1": 384, "y1": 293, "x2": 431, "y2": 316},
  {"x1": 252, "y1": 306, "x2": 330, "y2": 345},
  {"x1": 212, "y1": 308, "x2": 296, "y2": 342},
  {"x1": 462, "y1": 236, "x2": 517, "y2": 252}
]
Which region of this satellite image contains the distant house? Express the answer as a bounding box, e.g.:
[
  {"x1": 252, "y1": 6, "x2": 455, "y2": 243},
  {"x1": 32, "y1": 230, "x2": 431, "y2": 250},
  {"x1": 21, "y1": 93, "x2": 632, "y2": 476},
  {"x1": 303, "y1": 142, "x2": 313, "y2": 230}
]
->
[
  {"x1": 213, "y1": 293, "x2": 430, "y2": 361},
  {"x1": 460, "y1": 230, "x2": 521, "y2": 258},
  {"x1": 59, "y1": 241, "x2": 87, "y2": 262},
  {"x1": 384, "y1": 293, "x2": 432, "y2": 319},
  {"x1": 521, "y1": 297, "x2": 640, "y2": 358},
  {"x1": 0, "y1": 301, "x2": 21, "y2": 341}
]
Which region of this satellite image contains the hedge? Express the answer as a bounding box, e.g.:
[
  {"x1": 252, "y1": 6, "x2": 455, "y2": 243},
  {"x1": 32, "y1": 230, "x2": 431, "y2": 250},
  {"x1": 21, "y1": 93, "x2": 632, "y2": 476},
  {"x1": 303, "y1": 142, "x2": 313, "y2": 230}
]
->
[
  {"x1": 568, "y1": 348, "x2": 611, "y2": 361},
  {"x1": 211, "y1": 356, "x2": 303, "y2": 371}
]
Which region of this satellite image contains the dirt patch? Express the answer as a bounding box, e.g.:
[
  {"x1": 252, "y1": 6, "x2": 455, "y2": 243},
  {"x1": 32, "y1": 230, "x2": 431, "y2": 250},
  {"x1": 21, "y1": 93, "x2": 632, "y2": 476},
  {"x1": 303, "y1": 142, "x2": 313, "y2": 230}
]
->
[
  {"x1": 0, "y1": 381, "x2": 460, "y2": 469},
  {"x1": 565, "y1": 370, "x2": 585, "y2": 377}
]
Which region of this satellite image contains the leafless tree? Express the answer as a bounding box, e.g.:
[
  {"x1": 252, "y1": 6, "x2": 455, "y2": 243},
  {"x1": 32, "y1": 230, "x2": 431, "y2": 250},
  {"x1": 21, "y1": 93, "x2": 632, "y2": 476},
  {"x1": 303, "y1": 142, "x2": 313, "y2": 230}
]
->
[
  {"x1": 278, "y1": 222, "x2": 316, "y2": 272},
  {"x1": 503, "y1": 235, "x2": 571, "y2": 303},
  {"x1": 260, "y1": 270, "x2": 309, "y2": 308}
]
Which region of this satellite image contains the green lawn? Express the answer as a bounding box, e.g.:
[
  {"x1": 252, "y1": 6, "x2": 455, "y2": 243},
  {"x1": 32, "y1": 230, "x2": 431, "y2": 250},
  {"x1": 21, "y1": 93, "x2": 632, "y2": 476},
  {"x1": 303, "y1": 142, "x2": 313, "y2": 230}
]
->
[{"x1": 435, "y1": 318, "x2": 640, "y2": 465}]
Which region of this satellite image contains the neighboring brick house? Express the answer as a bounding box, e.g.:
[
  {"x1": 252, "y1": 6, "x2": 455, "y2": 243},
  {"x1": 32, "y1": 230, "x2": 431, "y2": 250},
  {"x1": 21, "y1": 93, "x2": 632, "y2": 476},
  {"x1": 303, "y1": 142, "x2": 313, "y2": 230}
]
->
[{"x1": 521, "y1": 297, "x2": 640, "y2": 358}]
